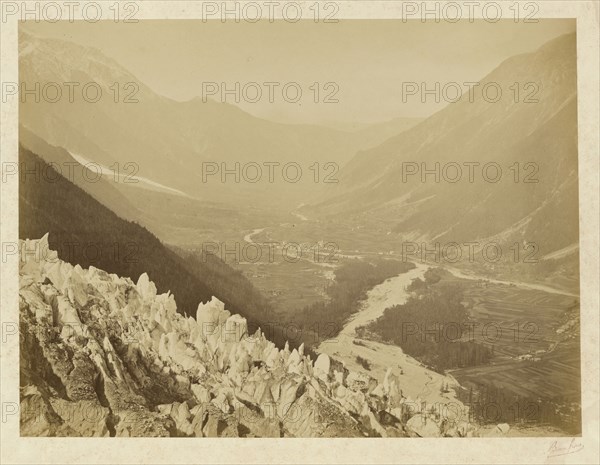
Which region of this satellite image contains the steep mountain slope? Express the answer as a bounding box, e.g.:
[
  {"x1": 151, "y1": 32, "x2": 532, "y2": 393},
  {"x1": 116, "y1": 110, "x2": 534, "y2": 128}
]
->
[
  {"x1": 18, "y1": 29, "x2": 420, "y2": 208},
  {"x1": 19, "y1": 126, "x2": 142, "y2": 223},
  {"x1": 18, "y1": 127, "x2": 280, "y2": 248},
  {"x1": 19, "y1": 146, "x2": 273, "y2": 329},
  {"x1": 20, "y1": 236, "x2": 479, "y2": 437},
  {"x1": 306, "y1": 34, "x2": 579, "y2": 258}
]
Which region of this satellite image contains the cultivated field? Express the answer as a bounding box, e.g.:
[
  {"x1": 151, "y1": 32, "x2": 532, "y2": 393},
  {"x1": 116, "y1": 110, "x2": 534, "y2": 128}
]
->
[{"x1": 449, "y1": 280, "x2": 580, "y2": 401}]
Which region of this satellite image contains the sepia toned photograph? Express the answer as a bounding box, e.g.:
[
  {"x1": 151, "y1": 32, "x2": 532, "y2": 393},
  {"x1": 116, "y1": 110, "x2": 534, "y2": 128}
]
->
[{"x1": 1, "y1": 1, "x2": 599, "y2": 463}]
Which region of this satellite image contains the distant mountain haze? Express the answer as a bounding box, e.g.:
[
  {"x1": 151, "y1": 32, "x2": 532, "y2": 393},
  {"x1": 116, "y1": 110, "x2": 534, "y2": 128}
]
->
[
  {"x1": 305, "y1": 33, "x2": 579, "y2": 259},
  {"x1": 21, "y1": 19, "x2": 575, "y2": 123},
  {"x1": 18, "y1": 29, "x2": 579, "y2": 266},
  {"x1": 19, "y1": 30, "x2": 422, "y2": 209}
]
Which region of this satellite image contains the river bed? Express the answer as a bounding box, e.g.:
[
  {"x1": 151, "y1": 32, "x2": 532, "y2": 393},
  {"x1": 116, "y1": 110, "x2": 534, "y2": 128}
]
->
[{"x1": 316, "y1": 262, "x2": 465, "y2": 409}]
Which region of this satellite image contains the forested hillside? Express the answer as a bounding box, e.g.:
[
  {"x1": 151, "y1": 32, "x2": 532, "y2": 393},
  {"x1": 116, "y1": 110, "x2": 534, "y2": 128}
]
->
[{"x1": 19, "y1": 146, "x2": 272, "y2": 330}]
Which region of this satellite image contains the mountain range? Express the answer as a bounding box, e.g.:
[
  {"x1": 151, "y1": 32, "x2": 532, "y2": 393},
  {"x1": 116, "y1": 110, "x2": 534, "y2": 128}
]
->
[
  {"x1": 19, "y1": 30, "x2": 422, "y2": 209},
  {"x1": 19, "y1": 31, "x2": 579, "y2": 275},
  {"x1": 306, "y1": 34, "x2": 578, "y2": 260}
]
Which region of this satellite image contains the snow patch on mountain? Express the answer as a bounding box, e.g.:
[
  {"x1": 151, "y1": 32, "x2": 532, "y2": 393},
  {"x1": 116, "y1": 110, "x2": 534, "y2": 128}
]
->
[{"x1": 68, "y1": 151, "x2": 191, "y2": 198}]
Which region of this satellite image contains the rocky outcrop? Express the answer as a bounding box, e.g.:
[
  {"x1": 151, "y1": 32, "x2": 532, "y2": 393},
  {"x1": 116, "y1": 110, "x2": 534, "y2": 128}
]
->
[{"x1": 18, "y1": 235, "x2": 475, "y2": 437}]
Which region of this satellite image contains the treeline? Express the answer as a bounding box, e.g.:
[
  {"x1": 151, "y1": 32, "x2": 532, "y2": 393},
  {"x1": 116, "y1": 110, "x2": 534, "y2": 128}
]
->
[
  {"x1": 361, "y1": 270, "x2": 492, "y2": 372},
  {"x1": 19, "y1": 147, "x2": 274, "y2": 341},
  {"x1": 463, "y1": 382, "x2": 581, "y2": 434},
  {"x1": 295, "y1": 260, "x2": 415, "y2": 348}
]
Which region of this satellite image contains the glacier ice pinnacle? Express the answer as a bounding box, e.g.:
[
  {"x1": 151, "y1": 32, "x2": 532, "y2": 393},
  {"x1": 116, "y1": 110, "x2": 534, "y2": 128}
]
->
[{"x1": 19, "y1": 235, "x2": 482, "y2": 437}]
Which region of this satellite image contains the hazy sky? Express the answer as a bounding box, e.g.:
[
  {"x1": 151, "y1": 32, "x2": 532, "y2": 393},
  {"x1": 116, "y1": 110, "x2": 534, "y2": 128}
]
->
[{"x1": 23, "y1": 19, "x2": 575, "y2": 125}]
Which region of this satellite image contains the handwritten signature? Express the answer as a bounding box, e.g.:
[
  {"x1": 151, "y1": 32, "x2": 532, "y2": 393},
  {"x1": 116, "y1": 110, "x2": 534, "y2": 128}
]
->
[{"x1": 547, "y1": 438, "x2": 584, "y2": 458}]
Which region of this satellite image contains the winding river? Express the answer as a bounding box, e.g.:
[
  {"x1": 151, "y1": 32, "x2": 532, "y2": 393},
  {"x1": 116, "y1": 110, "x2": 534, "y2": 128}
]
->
[
  {"x1": 242, "y1": 225, "x2": 576, "y2": 410},
  {"x1": 316, "y1": 262, "x2": 464, "y2": 407}
]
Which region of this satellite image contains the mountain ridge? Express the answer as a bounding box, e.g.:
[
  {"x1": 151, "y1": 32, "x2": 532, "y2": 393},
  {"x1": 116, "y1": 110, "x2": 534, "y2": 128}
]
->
[
  {"x1": 19, "y1": 28, "x2": 422, "y2": 208},
  {"x1": 303, "y1": 33, "x2": 578, "y2": 265},
  {"x1": 18, "y1": 146, "x2": 276, "y2": 331}
]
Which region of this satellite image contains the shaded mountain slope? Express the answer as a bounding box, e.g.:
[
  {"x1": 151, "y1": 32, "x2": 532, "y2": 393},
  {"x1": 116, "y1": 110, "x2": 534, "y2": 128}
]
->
[
  {"x1": 19, "y1": 146, "x2": 272, "y2": 329},
  {"x1": 306, "y1": 33, "x2": 579, "y2": 257}
]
